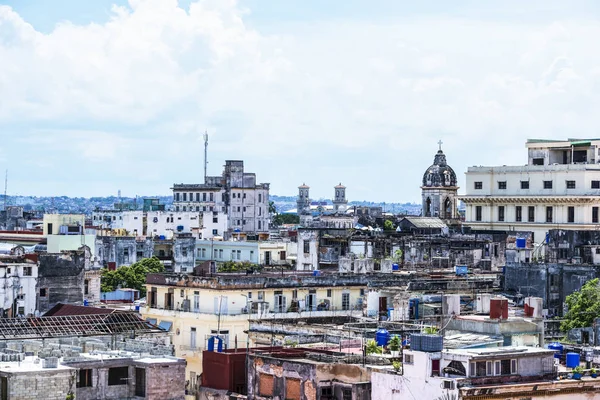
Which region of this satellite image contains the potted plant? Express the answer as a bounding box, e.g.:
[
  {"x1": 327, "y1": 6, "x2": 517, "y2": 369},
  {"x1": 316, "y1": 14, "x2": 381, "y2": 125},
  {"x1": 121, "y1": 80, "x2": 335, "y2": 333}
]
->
[
  {"x1": 389, "y1": 335, "x2": 401, "y2": 357},
  {"x1": 392, "y1": 361, "x2": 402, "y2": 372},
  {"x1": 572, "y1": 366, "x2": 583, "y2": 380},
  {"x1": 591, "y1": 367, "x2": 598, "y2": 378},
  {"x1": 366, "y1": 339, "x2": 382, "y2": 355}
]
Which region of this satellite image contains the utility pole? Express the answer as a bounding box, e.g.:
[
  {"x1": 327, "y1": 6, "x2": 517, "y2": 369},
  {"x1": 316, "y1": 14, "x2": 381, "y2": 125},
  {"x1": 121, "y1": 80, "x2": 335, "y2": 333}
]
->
[{"x1": 203, "y1": 130, "x2": 209, "y2": 184}]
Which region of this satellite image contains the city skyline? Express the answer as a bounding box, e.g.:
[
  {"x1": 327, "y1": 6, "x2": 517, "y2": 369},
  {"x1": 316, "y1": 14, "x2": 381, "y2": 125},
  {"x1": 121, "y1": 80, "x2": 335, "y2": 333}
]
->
[{"x1": 1, "y1": 0, "x2": 599, "y2": 202}]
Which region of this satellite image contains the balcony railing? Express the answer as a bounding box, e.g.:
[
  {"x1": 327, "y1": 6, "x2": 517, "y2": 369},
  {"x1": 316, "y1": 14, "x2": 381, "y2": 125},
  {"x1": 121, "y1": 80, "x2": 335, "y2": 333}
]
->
[{"x1": 146, "y1": 303, "x2": 362, "y2": 317}]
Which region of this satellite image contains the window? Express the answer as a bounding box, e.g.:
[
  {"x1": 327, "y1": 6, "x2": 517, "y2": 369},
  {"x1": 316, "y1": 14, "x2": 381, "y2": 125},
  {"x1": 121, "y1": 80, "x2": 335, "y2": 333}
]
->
[
  {"x1": 84, "y1": 280, "x2": 89, "y2": 296},
  {"x1": 498, "y1": 206, "x2": 505, "y2": 222},
  {"x1": 183, "y1": 193, "x2": 187, "y2": 201},
  {"x1": 593, "y1": 181, "x2": 600, "y2": 189},
  {"x1": 210, "y1": 193, "x2": 214, "y2": 201},
  {"x1": 474, "y1": 181, "x2": 483, "y2": 190},
  {"x1": 258, "y1": 291, "x2": 265, "y2": 301},
  {"x1": 212, "y1": 229, "x2": 218, "y2": 235},
  {"x1": 327, "y1": 289, "x2": 332, "y2": 297},
  {"x1": 498, "y1": 181, "x2": 507, "y2": 189},
  {"x1": 475, "y1": 206, "x2": 482, "y2": 222},
  {"x1": 175, "y1": 193, "x2": 180, "y2": 201},
  {"x1": 528, "y1": 206, "x2": 535, "y2": 222},
  {"x1": 360, "y1": 289, "x2": 365, "y2": 296},
  {"x1": 546, "y1": 206, "x2": 553, "y2": 223},
  {"x1": 248, "y1": 292, "x2": 252, "y2": 299},
  {"x1": 39, "y1": 288, "x2": 47, "y2": 297},
  {"x1": 108, "y1": 367, "x2": 129, "y2": 386},
  {"x1": 543, "y1": 180, "x2": 553, "y2": 189},
  {"x1": 219, "y1": 249, "x2": 223, "y2": 259},
  {"x1": 404, "y1": 354, "x2": 414, "y2": 364},
  {"x1": 594, "y1": 207, "x2": 599, "y2": 223},
  {"x1": 532, "y1": 157, "x2": 544, "y2": 165},
  {"x1": 243, "y1": 207, "x2": 246, "y2": 212},
  {"x1": 342, "y1": 388, "x2": 352, "y2": 400},
  {"x1": 203, "y1": 193, "x2": 207, "y2": 201},
  {"x1": 515, "y1": 206, "x2": 522, "y2": 222},
  {"x1": 213, "y1": 216, "x2": 218, "y2": 223},
  {"x1": 259, "y1": 374, "x2": 274, "y2": 397},
  {"x1": 236, "y1": 250, "x2": 241, "y2": 260},
  {"x1": 320, "y1": 387, "x2": 333, "y2": 400},
  {"x1": 568, "y1": 206, "x2": 575, "y2": 223},
  {"x1": 259, "y1": 193, "x2": 262, "y2": 202},
  {"x1": 23, "y1": 267, "x2": 32, "y2": 276},
  {"x1": 77, "y1": 369, "x2": 93, "y2": 388},
  {"x1": 566, "y1": 180, "x2": 576, "y2": 189},
  {"x1": 520, "y1": 181, "x2": 530, "y2": 189},
  {"x1": 342, "y1": 293, "x2": 350, "y2": 310},
  {"x1": 303, "y1": 242, "x2": 310, "y2": 253}
]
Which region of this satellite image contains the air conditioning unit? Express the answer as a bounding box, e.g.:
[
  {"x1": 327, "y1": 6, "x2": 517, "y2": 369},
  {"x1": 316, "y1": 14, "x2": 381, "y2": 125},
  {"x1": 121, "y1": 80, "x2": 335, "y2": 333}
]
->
[{"x1": 442, "y1": 380, "x2": 455, "y2": 390}]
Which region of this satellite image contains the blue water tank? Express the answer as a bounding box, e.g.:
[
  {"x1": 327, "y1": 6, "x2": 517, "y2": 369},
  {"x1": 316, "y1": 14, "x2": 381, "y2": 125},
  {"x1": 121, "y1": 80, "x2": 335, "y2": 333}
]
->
[
  {"x1": 375, "y1": 328, "x2": 390, "y2": 346},
  {"x1": 566, "y1": 352, "x2": 580, "y2": 368},
  {"x1": 516, "y1": 238, "x2": 526, "y2": 248},
  {"x1": 159, "y1": 235, "x2": 166, "y2": 240},
  {"x1": 312, "y1": 270, "x2": 321, "y2": 277},
  {"x1": 392, "y1": 263, "x2": 399, "y2": 271},
  {"x1": 547, "y1": 343, "x2": 564, "y2": 359},
  {"x1": 83, "y1": 299, "x2": 89, "y2": 306}
]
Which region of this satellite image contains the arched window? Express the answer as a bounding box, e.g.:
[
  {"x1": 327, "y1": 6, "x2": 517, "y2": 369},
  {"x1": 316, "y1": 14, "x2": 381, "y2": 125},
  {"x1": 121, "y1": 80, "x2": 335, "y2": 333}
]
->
[{"x1": 425, "y1": 197, "x2": 432, "y2": 217}]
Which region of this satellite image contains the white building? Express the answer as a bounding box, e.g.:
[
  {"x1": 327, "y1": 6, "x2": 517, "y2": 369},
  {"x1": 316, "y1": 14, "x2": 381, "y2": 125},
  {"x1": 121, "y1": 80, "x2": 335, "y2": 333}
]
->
[
  {"x1": 372, "y1": 346, "x2": 558, "y2": 400},
  {"x1": 91, "y1": 210, "x2": 227, "y2": 240},
  {"x1": 172, "y1": 160, "x2": 270, "y2": 237},
  {"x1": 461, "y1": 138, "x2": 600, "y2": 243},
  {"x1": 0, "y1": 258, "x2": 37, "y2": 317}
]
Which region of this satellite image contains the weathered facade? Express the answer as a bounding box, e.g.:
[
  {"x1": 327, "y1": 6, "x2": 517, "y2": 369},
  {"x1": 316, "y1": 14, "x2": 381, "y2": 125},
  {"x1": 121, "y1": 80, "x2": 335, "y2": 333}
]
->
[
  {"x1": 248, "y1": 348, "x2": 371, "y2": 400},
  {"x1": 37, "y1": 252, "x2": 88, "y2": 313}
]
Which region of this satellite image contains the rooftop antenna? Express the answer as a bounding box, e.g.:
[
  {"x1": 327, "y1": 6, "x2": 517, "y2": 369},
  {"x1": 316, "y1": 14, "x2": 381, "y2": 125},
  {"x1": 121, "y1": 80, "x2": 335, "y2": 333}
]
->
[
  {"x1": 203, "y1": 130, "x2": 209, "y2": 184},
  {"x1": 3, "y1": 170, "x2": 7, "y2": 227}
]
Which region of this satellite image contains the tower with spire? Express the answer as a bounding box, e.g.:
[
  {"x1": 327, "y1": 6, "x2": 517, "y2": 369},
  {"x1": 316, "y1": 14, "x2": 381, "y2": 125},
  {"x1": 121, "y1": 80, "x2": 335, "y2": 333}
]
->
[{"x1": 421, "y1": 141, "x2": 459, "y2": 219}]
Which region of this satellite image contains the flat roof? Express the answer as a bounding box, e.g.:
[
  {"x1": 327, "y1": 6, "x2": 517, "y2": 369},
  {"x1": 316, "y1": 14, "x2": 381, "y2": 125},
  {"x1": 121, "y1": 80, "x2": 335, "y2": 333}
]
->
[{"x1": 444, "y1": 346, "x2": 553, "y2": 357}]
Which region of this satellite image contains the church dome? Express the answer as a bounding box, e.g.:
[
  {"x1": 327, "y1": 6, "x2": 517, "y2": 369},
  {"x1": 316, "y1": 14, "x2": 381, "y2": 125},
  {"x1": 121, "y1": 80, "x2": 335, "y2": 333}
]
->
[{"x1": 422, "y1": 149, "x2": 457, "y2": 188}]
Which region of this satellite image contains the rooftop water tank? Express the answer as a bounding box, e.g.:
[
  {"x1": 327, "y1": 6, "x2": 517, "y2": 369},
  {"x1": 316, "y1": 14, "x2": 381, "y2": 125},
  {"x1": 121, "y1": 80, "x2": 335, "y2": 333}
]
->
[
  {"x1": 547, "y1": 343, "x2": 564, "y2": 359},
  {"x1": 375, "y1": 328, "x2": 390, "y2": 347},
  {"x1": 566, "y1": 352, "x2": 580, "y2": 368}
]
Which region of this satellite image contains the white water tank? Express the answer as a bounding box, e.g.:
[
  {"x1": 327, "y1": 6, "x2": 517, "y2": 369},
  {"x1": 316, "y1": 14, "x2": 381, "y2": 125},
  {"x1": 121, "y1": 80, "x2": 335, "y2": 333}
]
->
[{"x1": 476, "y1": 294, "x2": 491, "y2": 314}]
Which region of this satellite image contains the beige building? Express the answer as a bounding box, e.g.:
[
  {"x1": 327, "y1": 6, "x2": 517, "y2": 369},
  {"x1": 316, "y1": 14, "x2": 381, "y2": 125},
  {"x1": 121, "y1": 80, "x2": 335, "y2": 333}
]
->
[
  {"x1": 461, "y1": 138, "x2": 600, "y2": 243},
  {"x1": 141, "y1": 273, "x2": 365, "y2": 388}
]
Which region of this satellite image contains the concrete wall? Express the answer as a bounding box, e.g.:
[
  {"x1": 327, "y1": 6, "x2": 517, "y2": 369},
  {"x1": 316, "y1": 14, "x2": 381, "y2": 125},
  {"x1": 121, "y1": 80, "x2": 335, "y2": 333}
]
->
[{"x1": 0, "y1": 369, "x2": 76, "y2": 400}]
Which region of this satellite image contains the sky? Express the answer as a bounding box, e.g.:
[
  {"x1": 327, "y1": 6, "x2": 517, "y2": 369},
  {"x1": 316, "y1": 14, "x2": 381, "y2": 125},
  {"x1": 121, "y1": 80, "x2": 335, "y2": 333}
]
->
[{"x1": 1, "y1": 1, "x2": 600, "y2": 202}]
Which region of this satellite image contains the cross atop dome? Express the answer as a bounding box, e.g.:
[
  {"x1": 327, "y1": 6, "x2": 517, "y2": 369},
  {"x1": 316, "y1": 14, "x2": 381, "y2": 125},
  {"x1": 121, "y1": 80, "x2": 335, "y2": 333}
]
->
[{"x1": 438, "y1": 140, "x2": 443, "y2": 151}]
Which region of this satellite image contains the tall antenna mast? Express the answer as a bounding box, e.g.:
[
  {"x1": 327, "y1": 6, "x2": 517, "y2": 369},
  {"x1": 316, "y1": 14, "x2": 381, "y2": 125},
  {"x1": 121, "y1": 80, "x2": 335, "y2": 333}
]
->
[
  {"x1": 3, "y1": 170, "x2": 6, "y2": 211},
  {"x1": 203, "y1": 130, "x2": 209, "y2": 184},
  {"x1": 3, "y1": 170, "x2": 7, "y2": 227}
]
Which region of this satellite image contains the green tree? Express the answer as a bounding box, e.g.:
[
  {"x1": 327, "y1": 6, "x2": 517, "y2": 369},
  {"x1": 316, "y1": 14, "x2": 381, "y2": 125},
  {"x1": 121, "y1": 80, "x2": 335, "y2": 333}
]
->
[
  {"x1": 100, "y1": 256, "x2": 165, "y2": 296},
  {"x1": 272, "y1": 213, "x2": 300, "y2": 226},
  {"x1": 268, "y1": 201, "x2": 277, "y2": 215},
  {"x1": 384, "y1": 220, "x2": 394, "y2": 231},
  {"x1": 561, "y1": 278, "x2": 600, "y2": 332}
]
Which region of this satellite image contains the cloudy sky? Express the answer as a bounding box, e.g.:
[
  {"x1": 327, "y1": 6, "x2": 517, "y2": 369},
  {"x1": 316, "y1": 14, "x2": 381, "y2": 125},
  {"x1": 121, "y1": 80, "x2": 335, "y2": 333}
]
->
[{"x1": 1, "y1": 0, "x2": 599, "y2": 202}]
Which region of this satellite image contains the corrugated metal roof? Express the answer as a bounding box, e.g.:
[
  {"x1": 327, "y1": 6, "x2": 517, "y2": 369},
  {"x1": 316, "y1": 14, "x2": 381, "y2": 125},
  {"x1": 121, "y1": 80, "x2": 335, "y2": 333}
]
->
[
  {"x1": 43, "y1": 303, "x2": 117, "y2": 317},
  {"x1": 402, "y1": 217, "x2": 448, "y2": 229}
]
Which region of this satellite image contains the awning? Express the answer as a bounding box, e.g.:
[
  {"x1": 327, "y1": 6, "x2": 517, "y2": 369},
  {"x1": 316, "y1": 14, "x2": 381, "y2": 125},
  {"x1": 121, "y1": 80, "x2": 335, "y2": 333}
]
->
[
  {"x1": 158, "y1": 321, "x2": 173, "y2": 331},
  {"x1": 146, "y1": 318, "x2": 157, "y2": 326},
  {"x1": 571, "y1": 141, "x2": 591, "y2": 147}
]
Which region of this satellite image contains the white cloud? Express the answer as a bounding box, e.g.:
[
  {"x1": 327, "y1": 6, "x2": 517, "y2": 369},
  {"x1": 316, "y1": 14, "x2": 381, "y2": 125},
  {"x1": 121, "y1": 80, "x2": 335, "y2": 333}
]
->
[{"x1": 0, "y1": 1, "x2": 600, "y2": 201}]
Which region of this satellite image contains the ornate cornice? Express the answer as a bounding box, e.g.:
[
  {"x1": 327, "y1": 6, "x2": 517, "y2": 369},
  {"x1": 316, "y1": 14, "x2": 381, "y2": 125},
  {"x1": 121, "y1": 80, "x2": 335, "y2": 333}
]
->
[{"x1": 460, "y1": 196, "x2": 600, "y2": 204}]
